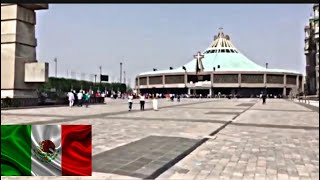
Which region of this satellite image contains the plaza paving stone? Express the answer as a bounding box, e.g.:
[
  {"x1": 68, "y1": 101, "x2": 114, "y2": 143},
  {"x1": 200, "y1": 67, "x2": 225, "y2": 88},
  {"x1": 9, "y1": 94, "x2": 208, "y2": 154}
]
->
[
  {"x1": 156, "y1": 99, "x2": 319, "y2": 180},
  {"x1": 93, "y1": 135, "x2": 202, "y2": 179},
  {"x1": 1, "y1": 98, "x2": 318, "y2": 179}
]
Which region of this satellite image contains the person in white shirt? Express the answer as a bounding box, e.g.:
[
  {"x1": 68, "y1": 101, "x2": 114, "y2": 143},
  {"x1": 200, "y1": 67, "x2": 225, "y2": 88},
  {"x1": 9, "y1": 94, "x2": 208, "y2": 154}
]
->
[
  {"x1": 67, "y1": 90, "x2": 75, "y2": 107},
  {"x1": 101, "y1": 92, "x2": 106, "y2": 104},
  {"x1": 169, "y1": 94, "x2": 174, "y2": 102},
  {"x1": 128, "y1": 94, "x2": 134, "y2": 111},
  {"x1": 139, "y1": 93, "x2": 145, "y2": 111},
  {"x1": 77, "y1": 91, "x2": 83, "y2": 107},
  {"x1": 152, "y1": 95, "x2": 158, "y2": 111}
]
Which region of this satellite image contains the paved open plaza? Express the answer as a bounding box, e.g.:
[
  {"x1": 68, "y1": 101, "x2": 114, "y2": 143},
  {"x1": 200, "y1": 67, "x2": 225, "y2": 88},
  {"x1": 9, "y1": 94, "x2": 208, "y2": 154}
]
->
[{"x1": 1, "y1": 98, "x2": 319, "y2": 180}]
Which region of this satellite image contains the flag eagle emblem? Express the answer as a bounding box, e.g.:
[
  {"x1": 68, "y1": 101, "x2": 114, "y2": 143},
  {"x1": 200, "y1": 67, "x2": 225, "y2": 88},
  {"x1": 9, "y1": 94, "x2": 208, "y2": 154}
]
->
[{"x1": 33, "y1": 140, "x2": 59, "y2": 163}]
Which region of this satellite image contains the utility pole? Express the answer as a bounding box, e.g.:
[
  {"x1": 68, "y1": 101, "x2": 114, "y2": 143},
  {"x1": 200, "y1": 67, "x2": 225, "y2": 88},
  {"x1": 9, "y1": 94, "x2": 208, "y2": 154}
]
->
[
  {"x1": 120, "y1": 62, "x2": 123, "y2": 83},
  {"x1": 94, "y1": 74, "x2": 97, "y2": 92},
  {"x1": 54, "y1": 58, "x2": 57, "y2": 77},
  {"x1": 123, "y1": 71, "x2": 126, "y2": 86},
  {"x1": 99, "y1": 65, "x2": 102, "y2": 84}
]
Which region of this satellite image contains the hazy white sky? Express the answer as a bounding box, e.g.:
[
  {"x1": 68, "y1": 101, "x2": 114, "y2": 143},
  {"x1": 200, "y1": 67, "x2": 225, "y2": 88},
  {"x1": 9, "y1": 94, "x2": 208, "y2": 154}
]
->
[{"x1": 36, "y1": 4, "x2": 313, "y2": 86}]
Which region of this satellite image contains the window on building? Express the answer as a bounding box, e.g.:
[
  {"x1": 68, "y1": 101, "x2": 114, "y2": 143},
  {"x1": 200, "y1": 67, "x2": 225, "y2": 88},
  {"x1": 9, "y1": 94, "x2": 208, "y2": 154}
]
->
[
  {"x1": 230, "y1": 49, "x2": 235, "y2": 53},
  {"x1": 221, "y1": 49, "x2": 226, "y2": 53}
]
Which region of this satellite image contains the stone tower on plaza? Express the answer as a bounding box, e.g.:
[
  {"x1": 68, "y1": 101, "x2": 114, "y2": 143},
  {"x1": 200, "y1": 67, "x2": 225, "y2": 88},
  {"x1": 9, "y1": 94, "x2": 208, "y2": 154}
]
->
[{"x1": 1, "y1": 4, "x2": 49, "y2": 104}]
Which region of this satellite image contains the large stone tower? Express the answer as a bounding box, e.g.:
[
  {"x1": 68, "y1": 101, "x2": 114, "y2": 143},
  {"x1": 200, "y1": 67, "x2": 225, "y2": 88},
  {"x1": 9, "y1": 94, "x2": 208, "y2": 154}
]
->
[{"x1": 1, "y1": 4, "x2": 49, "y2": 103}]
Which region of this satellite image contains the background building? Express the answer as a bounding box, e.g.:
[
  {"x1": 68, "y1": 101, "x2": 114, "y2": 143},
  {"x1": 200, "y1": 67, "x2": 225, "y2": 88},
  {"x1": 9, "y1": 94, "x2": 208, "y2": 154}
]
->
[
  {"x1": 135, "y1": 30, "x2": 303, "y2": 98},
  {"x1": 304, "y1": 4, "x2": 319, "y2": 96}
]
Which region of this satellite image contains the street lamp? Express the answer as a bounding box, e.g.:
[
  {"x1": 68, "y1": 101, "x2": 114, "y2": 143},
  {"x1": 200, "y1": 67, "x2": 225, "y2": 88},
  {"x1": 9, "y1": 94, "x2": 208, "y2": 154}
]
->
[
  {"x1": 120, "y1": 62, "x2": 123, "y2": 83},
  {"x1": 99, "y1": 66, "x2": 102, "y2": 84},
  {"x1": 54, "y1": 58, "x2": 57, "y2": 77},
  {"x1": 182, "y1": 66, "x2": 186, "y2": 71},
  {"x1": 123, "y1": 71, "x2": 126, "y2": 85},
  {"x1": 182, "y1": 66, "x2": 188, "y2": 92},
  {"x1": 212, "y1": 65, "x2": 220, "y2": 97}
]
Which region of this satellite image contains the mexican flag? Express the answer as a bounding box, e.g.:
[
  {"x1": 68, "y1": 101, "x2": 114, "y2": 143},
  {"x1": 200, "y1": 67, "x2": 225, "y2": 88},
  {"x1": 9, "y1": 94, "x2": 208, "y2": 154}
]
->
[{"x1": 1, "y1": 125, "x2": 92, "y2": 176}]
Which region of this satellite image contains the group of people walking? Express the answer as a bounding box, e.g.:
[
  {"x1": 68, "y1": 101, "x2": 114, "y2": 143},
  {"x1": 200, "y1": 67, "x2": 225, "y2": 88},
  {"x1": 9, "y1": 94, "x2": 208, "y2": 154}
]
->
[
  {"x1": 67, "y1": 90, "x2": 91, "y2": 108},
  {"x1": 67, "y1": 90, "x2": 160, "y2": 111},
  {"x1": 127, "y1": 93, "x2": 158, "y2": 111}
]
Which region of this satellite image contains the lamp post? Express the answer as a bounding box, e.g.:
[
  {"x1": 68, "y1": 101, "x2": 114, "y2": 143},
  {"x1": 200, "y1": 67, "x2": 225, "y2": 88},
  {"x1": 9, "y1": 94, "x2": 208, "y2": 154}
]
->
[
  {"x1": 94, "y1": 74, "x2": 97, "y2": 91},
  {"x1": 182, "y1": 66, "x2": 188, "y2": 93},
  {"x1": 212, "y1": 65, "x2": 220, "y2": 97},
  {"x1": 123, "y1": 71, "x2": 126, "y2": 86},
  {"x1": 99, "y1": 66, "x2": 102, "y2": 85},
  {"x1": 120, "y1": 62, "x2": 123, "y2": 83},
  {"x1": 54, "y1": 58, "x2": 57, "y2": 77},
  {"x1": 212, "y1": 67, "x2": 216, "y2": 98}
]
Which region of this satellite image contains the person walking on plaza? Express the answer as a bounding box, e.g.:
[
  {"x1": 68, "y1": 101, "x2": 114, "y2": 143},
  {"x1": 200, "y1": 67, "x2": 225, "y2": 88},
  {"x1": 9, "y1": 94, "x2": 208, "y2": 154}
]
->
[
  {"x1": 170, "y1": 94, "x2": 174, "y2": 102},
  {"x1": 152, "y1": 95, "x2": 158, "y2": 111},
  {"x1": 72, "y1": 90, "x2": 77, "y2": 106},
  {"x1": 77, "y1": 90, "x2": 83, "y2": 107},
  {"x1": 101, "y1": 91, "x2": 106, "y2": 104},
  {"x1": 128, "y1": 93, "x2": 134, "y2": 111},
  {"x1": 84, "y1": 91, "x2": 90, "y2": 108},
  {"x1": 67, "y1": 90, "x2": 75, "y2": 107},
  {"x1": 262, "y1": 93, "x2": 267, "y2": 104},
  {"x1": 139, "y1": 93, "x2": 145, "y2": 111}
]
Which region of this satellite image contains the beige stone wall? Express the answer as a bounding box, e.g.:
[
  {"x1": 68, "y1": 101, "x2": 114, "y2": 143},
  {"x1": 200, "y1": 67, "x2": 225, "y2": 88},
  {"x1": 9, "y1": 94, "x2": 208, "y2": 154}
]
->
[{"x1": 1, "y1": 4, "x2": 48, "y2": 98}]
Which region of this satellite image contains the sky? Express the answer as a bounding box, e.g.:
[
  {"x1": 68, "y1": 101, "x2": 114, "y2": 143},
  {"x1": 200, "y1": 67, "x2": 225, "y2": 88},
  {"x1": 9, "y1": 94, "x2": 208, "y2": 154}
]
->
[{"x1": 36, "y1": 4, "x2": 314, "y2": 87}]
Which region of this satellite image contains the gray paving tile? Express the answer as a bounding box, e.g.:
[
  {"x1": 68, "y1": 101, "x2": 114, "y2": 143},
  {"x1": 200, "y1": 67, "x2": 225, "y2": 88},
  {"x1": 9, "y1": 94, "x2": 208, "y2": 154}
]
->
[{"x1": 93, "y1": 135, "x2": 201, "y2": 178}]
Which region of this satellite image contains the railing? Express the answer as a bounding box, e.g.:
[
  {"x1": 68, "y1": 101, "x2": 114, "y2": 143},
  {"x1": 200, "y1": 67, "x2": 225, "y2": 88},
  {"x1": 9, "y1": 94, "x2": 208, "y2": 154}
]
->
[{"x1": 296, "y1": 95, "x2": 319, "y2": 102}]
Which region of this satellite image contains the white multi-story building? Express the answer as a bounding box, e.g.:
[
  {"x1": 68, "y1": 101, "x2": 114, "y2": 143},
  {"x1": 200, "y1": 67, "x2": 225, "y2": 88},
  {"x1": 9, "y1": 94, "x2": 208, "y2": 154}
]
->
[{"x1": 304, "y1": 4, "x2": 319, "y2": 96}]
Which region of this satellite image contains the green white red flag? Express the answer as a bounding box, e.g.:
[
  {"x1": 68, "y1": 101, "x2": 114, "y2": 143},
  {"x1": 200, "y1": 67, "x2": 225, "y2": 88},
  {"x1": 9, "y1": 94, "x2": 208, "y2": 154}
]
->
[{"x1": 1, "y1": 125, "x2": 92, "y2": 176}]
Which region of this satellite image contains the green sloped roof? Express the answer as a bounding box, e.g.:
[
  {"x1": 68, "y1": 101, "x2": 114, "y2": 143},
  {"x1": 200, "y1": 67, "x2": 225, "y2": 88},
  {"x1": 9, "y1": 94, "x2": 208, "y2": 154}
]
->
[
  {"x1": 182, "y1": 51, "x2": 265, "y2": 71},
  {"x1": 139, "y1": 30, "x2": 301, "y2": 76}
]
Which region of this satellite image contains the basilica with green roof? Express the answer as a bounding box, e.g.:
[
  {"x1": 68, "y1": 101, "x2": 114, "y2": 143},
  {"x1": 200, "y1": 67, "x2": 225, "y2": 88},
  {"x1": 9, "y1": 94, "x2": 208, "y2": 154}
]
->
[{"x1": 135, "y1": 30, "x2": 303, "y2": 97}]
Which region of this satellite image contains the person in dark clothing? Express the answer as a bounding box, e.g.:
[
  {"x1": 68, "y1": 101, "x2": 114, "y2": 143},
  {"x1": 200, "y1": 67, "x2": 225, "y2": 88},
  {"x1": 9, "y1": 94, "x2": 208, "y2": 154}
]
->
[
  {"x1": 177, "y1": 95, "x2": 180, "y2": 102},
  {"x1": 139, "y1": 94, "x2": 145, "y2": 111},
  {"x1": 72, "y1": 90, "x2": 77, "y2": 106},
  {"x1": 262, "y1": 94, "x2": 266, "y2": 104}
]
